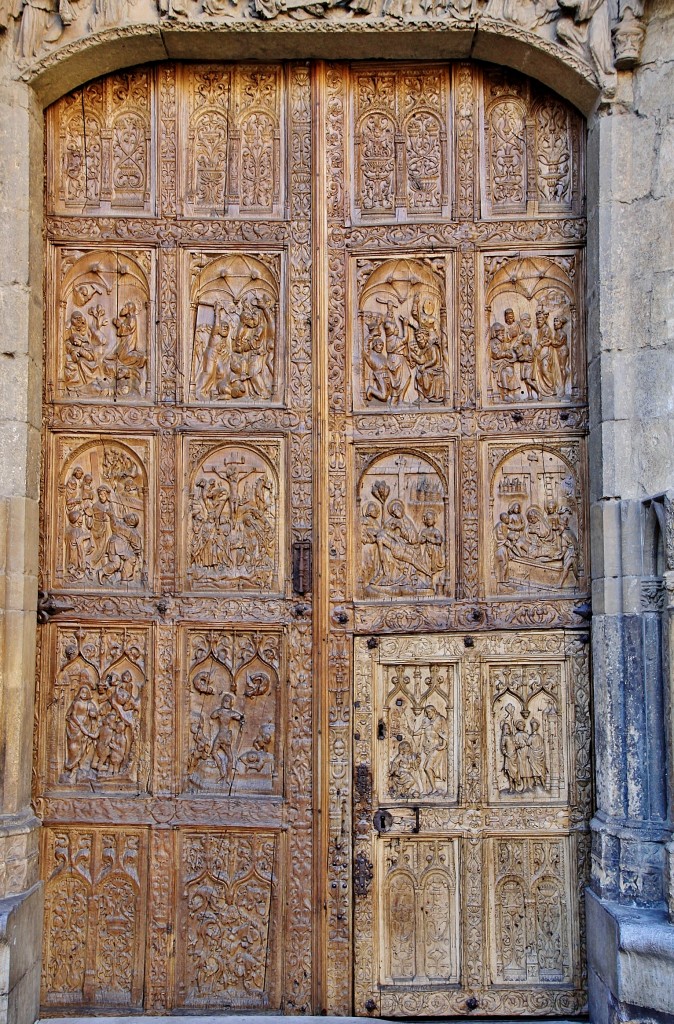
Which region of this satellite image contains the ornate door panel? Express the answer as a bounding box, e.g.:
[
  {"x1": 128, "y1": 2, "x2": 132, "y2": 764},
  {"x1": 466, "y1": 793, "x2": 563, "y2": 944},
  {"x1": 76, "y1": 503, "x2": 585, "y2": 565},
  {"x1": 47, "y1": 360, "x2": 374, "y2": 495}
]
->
[
  {"x1": 318, "y1": 63, "x2": 590, "y2": 1016},
  {"x1": 37, "y1": 63, "x2": 313, "y2": 1012}
]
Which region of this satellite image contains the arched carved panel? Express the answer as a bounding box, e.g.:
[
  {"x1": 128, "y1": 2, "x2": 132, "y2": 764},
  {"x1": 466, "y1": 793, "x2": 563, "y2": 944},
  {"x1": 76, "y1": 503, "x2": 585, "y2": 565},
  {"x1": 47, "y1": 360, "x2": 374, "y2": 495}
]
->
[
  {"x1": 353, "y1": 255, "x2": 452, "y2": 410},
  {"x1": 480, "y1": 253, "x2": 583, "y2": 408},
  {"x1": 355, "y1": 447, "x2": 454, "y2": 600},
  {"x1": 483, "y1": 440, "x2": 587, "y2": 597},
  {"x1": 176, "y1": 830, "x2": 280, "y2": 1009},
  {"x1": 181, "y1": 437, "x2": 282, "y2": 594},
  {"x1": 51, "y1": 435, "x2": 152, "y2": 592},
  {"x1": 185, "y1": 251, "x2": 281, "y2": 405},
  {"x1": 50, "y1": 246, "x2": 153, "y2": 402}
]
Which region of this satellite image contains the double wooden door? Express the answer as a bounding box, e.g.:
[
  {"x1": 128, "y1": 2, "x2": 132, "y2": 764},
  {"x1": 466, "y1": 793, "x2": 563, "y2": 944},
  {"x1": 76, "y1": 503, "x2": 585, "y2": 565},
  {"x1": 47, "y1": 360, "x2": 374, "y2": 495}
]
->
[{"x1": 36, "y1": 61, "x2": 590, "y2": 1016}]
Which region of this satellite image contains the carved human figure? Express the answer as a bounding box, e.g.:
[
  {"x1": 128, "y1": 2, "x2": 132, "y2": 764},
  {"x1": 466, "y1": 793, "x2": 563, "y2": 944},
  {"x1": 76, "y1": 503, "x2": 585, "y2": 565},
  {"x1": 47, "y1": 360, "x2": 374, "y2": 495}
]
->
[
  {"x1": 534, "y1": 306, "x2": 556, "y2": 395},
  {"x1": 513, "y1": 720, "x2": 533, "y2": 789},
  {"x1": 388, "y1": 739, "x2": 421, "y2": 798},
  {"x1": 64, "y1": 310, "x2": 101, "y2": 390},
  {"x1": 513, "y1": 325, "x2": 540, "y2": 400},
  {"x1": 500, "y1": 718, "x2": 519, "y2": 790},
  {"x1": 110, "y1": 301, "x2": 146, "y2": 396},
  {"x1": 210, "y1": 693, "x2": 245, "y2": 783},
  {"x1": 64, "y1": 684, "x2": 99, "y2": 775},
  {"x1": 528, "y1": 718, "x2": 547, "y2": 788},
  {"x1": 419, "y1": 509, "x2": 445, "y2": 583},
  {"x1": 195, "y1": 301, "x2": 232, "y2": 399},
  {"x1": 376, "y1": 498, "x2": 423, "y2": 584},
  {"x1": 556, "y1": 0, "x2": 616, "y2": 95},
  {"x1": 551, "y1": 314, "x2": 570, "y2": 392},
  {"x1": 381, "y1": 302, "x2": 412, "y2": 404},
  {"x1": 229, "y1": 297, "x2": 273, "y2": 400},
  {"x1": 363, "y1": 322, "x2": 393, "y2": 403},
  {"x1": 489, "y1": 320, "x2": 517, "y2": 397},
  {"x1": 98, "y1": 511, "x2": 142, "y2": 584},
  {"x1": 494, "y1": 511, "x2": 510, "y2": 582},
  {"x1": 417, "y1": 704, "x2": 448, "y2": 795},
  {"x1": 505, "y1": 501, "x2": 526, "y2": 556},
  {"x1": 408, "y1": 296, "x2": 444, "y2": 402},
  {"x1": 557, "y1": 505, "x2": 579, "y2": 586}
]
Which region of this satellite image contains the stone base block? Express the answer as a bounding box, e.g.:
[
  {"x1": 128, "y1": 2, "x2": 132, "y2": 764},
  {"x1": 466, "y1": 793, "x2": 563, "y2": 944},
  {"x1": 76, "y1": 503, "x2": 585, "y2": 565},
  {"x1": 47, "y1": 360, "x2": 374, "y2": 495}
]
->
[
  {"x1": 587, "y1": 888, "x2": 674, "y2": 1022},
  {"x1": 0, "y1": 883, "x2": 43, "y2": 1024}
]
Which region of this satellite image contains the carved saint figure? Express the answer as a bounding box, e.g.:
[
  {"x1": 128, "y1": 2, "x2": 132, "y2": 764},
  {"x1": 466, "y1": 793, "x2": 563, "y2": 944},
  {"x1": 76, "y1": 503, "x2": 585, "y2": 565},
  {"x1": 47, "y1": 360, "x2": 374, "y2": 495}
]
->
[
  {"x1": 210, "y1": 693, "x2": 245, "y2": 783},
  {"x1": 192, "y1": 290, "x2": 276, "y2": 403},
  {"x1": 389, "y1": 739, "x2": 421, "y2": 798},
  {"x1": 416, "y1": 704, "x2": 448, "y2": 795}
]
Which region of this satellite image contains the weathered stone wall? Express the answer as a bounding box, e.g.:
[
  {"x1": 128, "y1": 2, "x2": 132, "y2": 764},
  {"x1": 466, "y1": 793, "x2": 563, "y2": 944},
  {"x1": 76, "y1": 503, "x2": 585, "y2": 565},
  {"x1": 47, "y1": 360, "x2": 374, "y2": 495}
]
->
[{"x1": 586, "y1": 2, "x2": 674, "y2": 1018}]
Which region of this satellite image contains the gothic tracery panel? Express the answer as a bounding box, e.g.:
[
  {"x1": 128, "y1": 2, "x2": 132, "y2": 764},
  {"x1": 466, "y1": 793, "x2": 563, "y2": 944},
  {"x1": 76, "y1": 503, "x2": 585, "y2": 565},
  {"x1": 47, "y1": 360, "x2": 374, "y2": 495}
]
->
[
  {"x1": 179, "y1": 64, "x2": 284, "y2": 219},
  {"x1": 41, "y1": 827, "x2": 148, "y2": 1008},
  {"x1": 180, "y1": 628, "x2": 282, "y2": 795},
  {"x1": 47, "y1": 70, "x2": 154, "y2": 217},
  {"x1": 353, "y1": 65, "x2": 451, "y2": 221}
]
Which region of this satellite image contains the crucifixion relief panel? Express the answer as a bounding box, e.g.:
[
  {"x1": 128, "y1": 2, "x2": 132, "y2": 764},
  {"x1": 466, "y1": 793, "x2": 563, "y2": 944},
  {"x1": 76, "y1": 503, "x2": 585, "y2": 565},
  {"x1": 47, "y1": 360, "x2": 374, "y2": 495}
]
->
[{"x1": 36, "y1": 60, "x2": 589, "y2": 1017}]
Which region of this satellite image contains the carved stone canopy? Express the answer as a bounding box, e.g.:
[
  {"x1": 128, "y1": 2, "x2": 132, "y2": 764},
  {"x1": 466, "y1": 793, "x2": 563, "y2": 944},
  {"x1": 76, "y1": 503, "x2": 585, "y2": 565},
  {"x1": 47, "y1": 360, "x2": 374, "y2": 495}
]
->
[{"x1": 9, "y1": 0, "x2": 645, "y2": 113}]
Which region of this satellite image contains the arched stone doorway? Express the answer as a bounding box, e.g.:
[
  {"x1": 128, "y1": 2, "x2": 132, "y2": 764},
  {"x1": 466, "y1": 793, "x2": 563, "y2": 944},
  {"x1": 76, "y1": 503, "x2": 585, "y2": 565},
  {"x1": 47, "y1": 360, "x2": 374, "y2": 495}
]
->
[{"x1": 35, "y1": 58, "x2": 590, "y2": 1016}]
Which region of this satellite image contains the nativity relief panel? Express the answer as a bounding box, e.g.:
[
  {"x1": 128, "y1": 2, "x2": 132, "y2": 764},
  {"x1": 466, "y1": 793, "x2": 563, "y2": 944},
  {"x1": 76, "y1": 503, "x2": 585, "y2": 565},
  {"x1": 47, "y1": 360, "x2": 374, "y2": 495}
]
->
[
  {"x1": 352, "y1": 65, "x2": 451, "y2": 222},
  {"x1": 487, "y1": 836, "x2": 576, "y2": 987},
  {"x1": 50, "y1": 435, "x2": 152, "y2": 592},
  {"x1": 353, "y1": 256, "x2": 452, "y2": 411},
  {"x1": 178, "y1": 64, "x2": 284, "y2": 220},
  {"x1": 181, "y1": 437, "x2": 282, "y2": 594},
  {"x1": 181, "y1": 628, "x2": 281, "y2": 796},
  {"x1": 483, "y1": 440, "x2": 587, "y2": 598},
  {"x1": 379, "y1": 838, "x2": 461, "y2": 988},
  {"x1": 46, "y1": 70, "x2": 154, "y2": 217},
  {"x1": 41, "y1": 826, "x2": 148, "y2": 1009},
  {"x1": 183, "y1": 251, "x2": 281, "y2": 405},
  {"x1": 355, "y1": 446, "x2": 454, "y2": 600},
  {"x1": 378, "y1": 661, "x2": 459, "y2": 804},
  {"x1": 486, "y1": 659, "x2": 568, "y2": 804},
  {"x1": 480, "y1": 72, "x2": 583, "y2": 219},
  {"x1": 39, "y1": 625, "x2": 149, "y2": 795},
  {"x1": 480, "y1": 253, "x2": 583, "y2": 408},
  {"x1": 49, "y1": 247, "x2": 153, "y2": 402},
  {"x1": 176, "y1": 829, "x2": 280, "y2": 1010}
]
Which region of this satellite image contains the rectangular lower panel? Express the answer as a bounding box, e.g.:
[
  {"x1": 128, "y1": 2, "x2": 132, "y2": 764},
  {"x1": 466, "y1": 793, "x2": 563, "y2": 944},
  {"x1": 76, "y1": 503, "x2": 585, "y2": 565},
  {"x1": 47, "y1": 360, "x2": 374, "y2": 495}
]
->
[{"x1": 174, "y1": 827, "x2": 282, "y2": 1010}]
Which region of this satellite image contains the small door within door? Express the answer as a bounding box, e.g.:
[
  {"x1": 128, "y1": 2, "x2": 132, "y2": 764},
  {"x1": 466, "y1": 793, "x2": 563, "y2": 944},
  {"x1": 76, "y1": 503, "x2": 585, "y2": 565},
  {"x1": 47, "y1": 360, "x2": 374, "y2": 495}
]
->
[{"x1": 353, "y1": 631, "x2": 590, "y2": 1017}]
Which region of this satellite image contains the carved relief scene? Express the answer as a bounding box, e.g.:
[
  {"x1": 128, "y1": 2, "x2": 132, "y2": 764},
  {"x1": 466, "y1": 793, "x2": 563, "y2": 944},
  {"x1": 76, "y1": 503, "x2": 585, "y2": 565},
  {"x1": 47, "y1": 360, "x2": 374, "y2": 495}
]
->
[
  {"x1": 182, "y1": 629, "x2": 280, "y2": 795},
  {"x1": 46, "y1": 71, "x2": 153, "y2": 215},
  {"x1": 380, "y1": 838, "x2": 460, "y2": 986},
  {"x1": 186, "y1": 252, "x2": 280, "y2": 404},
  {"x1": 185, "y1": 440, "x2": 280, "y2": 592},
  {"x1": 379, "y1": 662, "x2": 458, "y2": 803},
  {"x1": 486, "y1": 442, "x2": 585, "y2": 596},
  {"x1": 482, "y1": 254, "x2": 581, "y2": 406},
  {"x1": 487, "y1": 661, "x2": 567, "y2": 802},
  {"x1": 354, "y1": 257, "x2": 450, "y2": 409},
  {"x1": 51, "y1": 248, "x2": 152, "y2": 400},
  {"x1": 488, "y1": 837, "x2": 574, "y2": 986},
  {"x1": 177, "y1": 831, "x2": 278, "y2": 1009},
  {"x1": 53, "y1": 437, "x2": 149, "y2": 591},
  {"x1": 180, "y1": 64, "x2": 283, "y2": 218},
  {"x1": 41, "y1": 827, "x2": 147, "y2": 1008},
  {"x1": 482, "y1": 72, "x2": 582, "y2": 218},
  {"x1": 357, "y1": 449, "x2": 452, "y2": 598},
  {"x1": 353, "y1": 66, "x2": 450, "y2": 220},
  {"x1": 41, "y1": 625, "x2": 148, "y2": 793}
]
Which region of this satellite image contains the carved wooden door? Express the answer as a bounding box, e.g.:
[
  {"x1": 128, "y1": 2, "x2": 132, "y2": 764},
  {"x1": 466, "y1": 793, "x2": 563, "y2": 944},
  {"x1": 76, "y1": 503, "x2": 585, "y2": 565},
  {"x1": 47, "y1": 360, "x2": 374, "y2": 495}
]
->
[
  {"x1": 37, "y1": 63, "x2": 314, "y2": 1012},
  {"x1": 36, "y1": 59, "x2": 589, "y2": 1017},
  {"x1": 317, "y1": 64, "x2": 591, "y2": 1017}
]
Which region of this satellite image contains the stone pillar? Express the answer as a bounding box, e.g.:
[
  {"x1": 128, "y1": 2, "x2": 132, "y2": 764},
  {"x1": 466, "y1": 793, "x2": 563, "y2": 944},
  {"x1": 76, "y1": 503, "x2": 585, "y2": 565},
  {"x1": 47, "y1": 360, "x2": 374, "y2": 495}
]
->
[
  {"x1": 585, "y1": 1, "x2": 674, "y2": 1018},
  {"x1": 0, "y1": 45, "x2": 45, "y2": 1024}
]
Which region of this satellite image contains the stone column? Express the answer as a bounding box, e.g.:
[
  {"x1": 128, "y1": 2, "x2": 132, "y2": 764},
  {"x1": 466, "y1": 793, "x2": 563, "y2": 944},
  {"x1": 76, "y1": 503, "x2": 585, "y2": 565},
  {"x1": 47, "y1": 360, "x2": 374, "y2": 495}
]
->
[{"x1": 0, "y1": 43, "x2": 45, "y2": 1024}]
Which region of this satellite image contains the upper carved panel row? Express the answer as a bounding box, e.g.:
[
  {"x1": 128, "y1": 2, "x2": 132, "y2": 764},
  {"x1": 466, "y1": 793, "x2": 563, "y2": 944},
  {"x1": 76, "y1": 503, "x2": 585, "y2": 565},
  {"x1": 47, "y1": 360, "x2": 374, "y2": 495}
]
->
[{"x1": 46, "y1": 64, "x2": 583, "y2": 224}]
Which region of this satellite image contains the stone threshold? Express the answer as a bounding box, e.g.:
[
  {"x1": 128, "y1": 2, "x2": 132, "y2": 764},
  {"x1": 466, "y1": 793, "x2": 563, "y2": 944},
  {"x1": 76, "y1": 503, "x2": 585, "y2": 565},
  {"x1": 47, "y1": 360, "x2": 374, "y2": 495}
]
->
[{"x1": 39, "y1": 1017, "x2": 587, "y2": 1024}]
